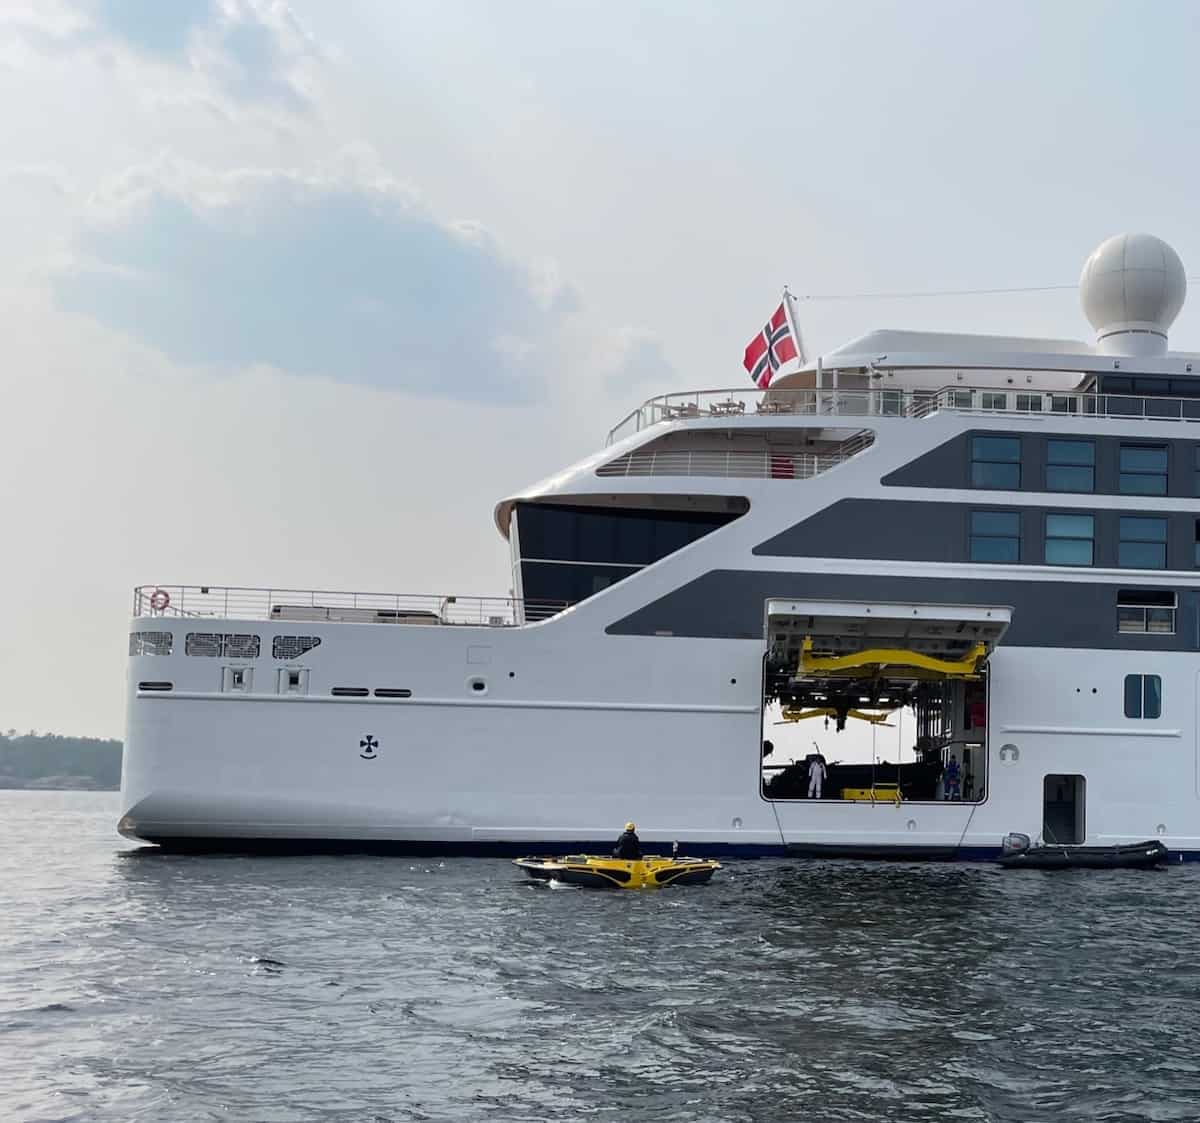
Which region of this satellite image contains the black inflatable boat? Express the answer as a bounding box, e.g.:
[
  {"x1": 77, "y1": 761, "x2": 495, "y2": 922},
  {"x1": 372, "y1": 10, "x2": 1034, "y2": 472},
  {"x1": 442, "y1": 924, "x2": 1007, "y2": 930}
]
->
[{"x1": 997, "y1": 834, "x2": 1170, "y2": 870}]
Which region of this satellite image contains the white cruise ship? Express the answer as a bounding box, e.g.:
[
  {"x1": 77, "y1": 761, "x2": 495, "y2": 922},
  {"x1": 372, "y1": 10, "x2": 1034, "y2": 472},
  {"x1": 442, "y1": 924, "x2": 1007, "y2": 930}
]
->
[{"x1": 121, "y1": 233, "x2": 1200, "y2": 859}]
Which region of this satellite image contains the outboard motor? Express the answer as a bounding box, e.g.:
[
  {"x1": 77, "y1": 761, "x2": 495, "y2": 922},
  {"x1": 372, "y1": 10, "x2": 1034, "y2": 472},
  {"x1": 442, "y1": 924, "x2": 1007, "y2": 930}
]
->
[{"x1": 1001, "y1": 832, "x2": 1031, "y2": 857}]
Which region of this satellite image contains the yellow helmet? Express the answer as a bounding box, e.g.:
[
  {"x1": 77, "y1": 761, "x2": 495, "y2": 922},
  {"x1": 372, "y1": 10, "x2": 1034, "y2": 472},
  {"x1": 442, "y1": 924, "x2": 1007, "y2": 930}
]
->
[{"x1": 625, "y1": 821, "x2": 636, "y2": 832}]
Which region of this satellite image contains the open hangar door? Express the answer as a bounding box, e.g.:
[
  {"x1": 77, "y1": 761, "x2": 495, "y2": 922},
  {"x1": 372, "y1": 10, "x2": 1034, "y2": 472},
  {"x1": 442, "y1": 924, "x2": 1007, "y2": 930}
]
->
[{"x1": 761, "y1": 599, "x2": 1011, "y2": 805}]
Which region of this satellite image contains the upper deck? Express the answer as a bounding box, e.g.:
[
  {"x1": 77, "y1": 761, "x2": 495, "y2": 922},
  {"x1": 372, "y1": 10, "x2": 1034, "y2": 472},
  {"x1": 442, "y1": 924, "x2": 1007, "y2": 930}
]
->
[{"x1": 606, "y1": 381, "x2": 1200, "y2": 448}]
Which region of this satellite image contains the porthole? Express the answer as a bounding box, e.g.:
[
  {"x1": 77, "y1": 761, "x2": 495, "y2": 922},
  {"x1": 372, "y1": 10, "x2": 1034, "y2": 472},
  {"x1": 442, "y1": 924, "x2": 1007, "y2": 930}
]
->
[{"x1": 469, "y1": 677, "x2": 487, "y2": 695}]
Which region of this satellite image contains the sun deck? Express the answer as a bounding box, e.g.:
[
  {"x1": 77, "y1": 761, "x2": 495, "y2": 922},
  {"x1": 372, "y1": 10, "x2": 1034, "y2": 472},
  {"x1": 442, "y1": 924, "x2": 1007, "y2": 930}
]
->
[{"x1": 606, "y1": 382, "x2": 1200, "y2": 446}]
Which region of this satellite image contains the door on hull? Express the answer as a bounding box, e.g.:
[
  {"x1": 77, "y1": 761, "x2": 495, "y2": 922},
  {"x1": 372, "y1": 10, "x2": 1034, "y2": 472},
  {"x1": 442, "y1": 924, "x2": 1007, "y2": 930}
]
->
[{"x1": 1043, "y1": 774, "x2": 1085, "y2": 845}]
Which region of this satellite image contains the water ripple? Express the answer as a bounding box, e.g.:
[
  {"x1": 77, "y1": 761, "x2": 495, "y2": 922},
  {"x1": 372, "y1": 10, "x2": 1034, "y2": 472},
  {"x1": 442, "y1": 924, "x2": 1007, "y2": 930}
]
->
[{"x1": 3, "y1": 792, "x2": 1200, "y2": 1121}]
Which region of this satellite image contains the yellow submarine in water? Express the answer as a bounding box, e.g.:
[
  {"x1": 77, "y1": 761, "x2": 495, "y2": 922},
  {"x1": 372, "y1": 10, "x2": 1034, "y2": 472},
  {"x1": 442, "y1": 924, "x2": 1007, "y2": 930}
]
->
[{"x1": 513, "y1": 854, "x2": 721, "y2": 890}]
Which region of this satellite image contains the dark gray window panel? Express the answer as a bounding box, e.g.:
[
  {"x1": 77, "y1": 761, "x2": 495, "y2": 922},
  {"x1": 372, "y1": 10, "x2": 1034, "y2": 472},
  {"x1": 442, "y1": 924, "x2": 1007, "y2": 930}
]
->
[
  {"x1": 882, "y1": 430, "x2": 1200, "y2": 498},
  {"x1": 753, "y1": 498, "x2": 1198, "y2": 571},
  {"x1": 605, "y1": 569, "x2": 1200, "y2": 651}
]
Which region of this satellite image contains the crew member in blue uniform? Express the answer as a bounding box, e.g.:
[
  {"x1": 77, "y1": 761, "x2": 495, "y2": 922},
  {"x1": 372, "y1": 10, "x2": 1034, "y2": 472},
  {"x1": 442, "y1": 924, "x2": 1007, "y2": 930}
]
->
[{"x1": 613, "y1": 821, "x2": 642, "y2": 859}]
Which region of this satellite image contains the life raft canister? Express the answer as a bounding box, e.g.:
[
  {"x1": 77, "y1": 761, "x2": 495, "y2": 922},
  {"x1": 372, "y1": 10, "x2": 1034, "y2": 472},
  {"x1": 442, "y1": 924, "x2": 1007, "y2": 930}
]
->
[{"x1": 149, "y1": 588, "x2": 171, "y2": 612}]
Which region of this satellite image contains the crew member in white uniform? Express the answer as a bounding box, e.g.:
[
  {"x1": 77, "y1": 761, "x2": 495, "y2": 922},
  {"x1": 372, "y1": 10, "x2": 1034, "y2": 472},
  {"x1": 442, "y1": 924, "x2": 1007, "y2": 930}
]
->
[{"x1": 807, "y1": 755, "x2": 827, "y2": 799}]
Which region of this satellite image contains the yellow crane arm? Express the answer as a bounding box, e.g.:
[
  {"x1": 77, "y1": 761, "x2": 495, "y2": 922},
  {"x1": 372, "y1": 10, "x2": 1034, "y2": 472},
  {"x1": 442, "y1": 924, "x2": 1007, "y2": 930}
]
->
[{"x1": 799, "y1": 637, "x2": 987, "y2": 679}]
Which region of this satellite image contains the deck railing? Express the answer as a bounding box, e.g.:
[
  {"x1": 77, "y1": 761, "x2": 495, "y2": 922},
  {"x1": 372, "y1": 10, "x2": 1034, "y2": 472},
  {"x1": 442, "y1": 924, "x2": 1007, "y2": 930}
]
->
[
  {"x1": 605, "y1": 385, "x2": 1200, "y2": 445},
  {"x1": 132, "y1": 585, "x2": 569, "y2": 626},
  {"x1": 596, "y1": 437, "x2": 872, "y2": 480}
]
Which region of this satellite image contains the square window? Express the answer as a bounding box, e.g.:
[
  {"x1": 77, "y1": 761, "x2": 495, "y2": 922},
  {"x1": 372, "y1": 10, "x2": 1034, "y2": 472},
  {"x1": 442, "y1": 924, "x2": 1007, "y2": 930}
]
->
[
  {"x1": 1116, "y1": 590, "x2": 1175, "y2": 635},
  {"x1": 1046, "y1": 439, "x2": 1095, "y2": 493},
  {"x1": 1119, "y1": 444, "x2": 1168, "y2": 495},
  {"x1": 970, "y1": 510, "x2": 1020, "y2": 563},
  {"x1": 981, "y1": 392, "x2": 1007, "y2": 410},
  {"x1": 971, "y1": 435, "x2": 1021, "y2": 490},
  {"x1": 1045, "y1": 513, "x2": 1094, "y2": 567}
]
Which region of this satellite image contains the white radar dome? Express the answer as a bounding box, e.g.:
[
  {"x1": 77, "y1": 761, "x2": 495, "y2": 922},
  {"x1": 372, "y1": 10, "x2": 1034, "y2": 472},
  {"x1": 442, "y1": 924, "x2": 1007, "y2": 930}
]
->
[{"x1": 1080, "y1": 233, "x2": 1186, "y2": 356}]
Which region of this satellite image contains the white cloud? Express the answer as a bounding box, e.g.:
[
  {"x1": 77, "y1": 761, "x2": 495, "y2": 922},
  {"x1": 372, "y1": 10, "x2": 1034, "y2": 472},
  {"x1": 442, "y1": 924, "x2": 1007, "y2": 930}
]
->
[
  {"x1": 53, "y1": 155, "x2": 584, "y2": 403},
  {"x1": 3, "y1": 0, "x2": 317, "y2": 111}
]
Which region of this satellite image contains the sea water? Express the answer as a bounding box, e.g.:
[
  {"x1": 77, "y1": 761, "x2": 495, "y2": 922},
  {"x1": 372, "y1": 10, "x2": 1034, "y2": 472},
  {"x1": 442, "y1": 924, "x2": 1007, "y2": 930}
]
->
[{"x1": 2, "y1": 790, "x2": 1198, "y2": 1122}]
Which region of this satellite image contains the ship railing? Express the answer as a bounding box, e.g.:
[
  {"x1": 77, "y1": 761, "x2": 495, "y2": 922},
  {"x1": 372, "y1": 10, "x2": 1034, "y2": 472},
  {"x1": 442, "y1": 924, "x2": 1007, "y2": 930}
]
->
[
  {"x1": 596, "y1": 445, "x2": 866, "y2": 480},
  {"x1": 605, "y1": 385, "x2": 1200, "y2": 445},
  {"x1": 132, "y1": 585, "x2": 569, "y2": 627}
]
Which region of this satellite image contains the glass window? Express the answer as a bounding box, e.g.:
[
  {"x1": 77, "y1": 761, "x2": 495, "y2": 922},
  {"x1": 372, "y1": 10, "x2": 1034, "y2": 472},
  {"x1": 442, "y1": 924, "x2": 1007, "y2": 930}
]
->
[
  {"x1": 1119, "y1": 445, "x2": 1168, "y2": 495},
  {"x1": 1045, "y1": 513, "x2": 1094, "y2": 566},
  {"x1": 971, "y1": 436, "x2": 1021, "y2": 489},
  {"x1": 1050, "y1": 395, "x2": 1079, "y2": 414},
  {"x1": 981, "y1": 392, "x2": 1006, "y2": 410},
  {"x1": 1124, "y1": 674, "x2": 1162, "y2": 719},
  {"x1": 1195, "y1": 518, "x2": 1200, "y2": 566},
  {"x1": 970, "y1": 510, "x2": 1020, "y2": 563},
  {"x1": 1016, "y1": 393, "x2": 1042, "y2": 412},
  {"x1": 516, "y1": 503, "x2": 738, "y2": 567},
  {"x1": 1194, "y1": 447, "x2": 1200, "y2": 497},
  {"x1": 1118, "y1": 516, "x2": 1168, "y2": 569},
  {"x1": 1117, "y1": 590, "x2": 1176, "y2": 634},
  {"x1": 949, "y1": 390, "x2": 973, "y2": 409},
  {"x1": 1045, "y1": 439, "x2": 1095, "y2": 493}
]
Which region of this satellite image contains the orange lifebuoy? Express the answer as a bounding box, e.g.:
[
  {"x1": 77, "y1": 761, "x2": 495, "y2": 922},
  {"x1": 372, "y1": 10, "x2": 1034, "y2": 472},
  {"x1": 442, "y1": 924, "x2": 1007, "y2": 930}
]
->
[{"x1": 149, "y1": 588, "x2": 171, "y2": 612}]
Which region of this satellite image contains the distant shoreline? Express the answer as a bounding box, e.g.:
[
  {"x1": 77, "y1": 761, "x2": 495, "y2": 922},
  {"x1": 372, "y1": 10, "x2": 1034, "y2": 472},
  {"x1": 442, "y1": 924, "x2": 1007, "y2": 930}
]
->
[{"x1": 1, "y1": 732, "x2": 123, "y2": 792}]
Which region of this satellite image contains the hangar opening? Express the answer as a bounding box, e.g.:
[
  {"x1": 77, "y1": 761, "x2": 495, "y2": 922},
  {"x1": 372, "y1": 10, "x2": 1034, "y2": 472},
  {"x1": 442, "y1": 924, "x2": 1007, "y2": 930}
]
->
[{"x1": 760, "y1": 599, "x2": 1010, "y2": 805}]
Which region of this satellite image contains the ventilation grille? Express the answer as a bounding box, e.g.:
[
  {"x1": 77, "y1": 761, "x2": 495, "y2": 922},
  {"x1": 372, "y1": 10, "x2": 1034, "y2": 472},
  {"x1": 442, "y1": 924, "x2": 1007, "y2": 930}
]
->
[
  {"x1": 137, "y1": 681, "x2": 173, "y2": 692},
  {"x1": 331, "y1": 687, "x2": 369, "y2": 697},
  {"x1": 186, "y1": 633, "x2": 262, "y2": 658},
  {"x1": 273, "y1": 635, "x2": 322, "y2": 660},
  {"x1": 129, "y1": 631, "x2": 173, "y2": 656},
  {"x1": 186, "y1": 633, "x2": 223, "y2": 657},
  {"x1": 374, "y1": 688, "x2": 412, "y2": 698},
  {"x1": 223, "y1": 634, "x2": 261, "y2": 659}
]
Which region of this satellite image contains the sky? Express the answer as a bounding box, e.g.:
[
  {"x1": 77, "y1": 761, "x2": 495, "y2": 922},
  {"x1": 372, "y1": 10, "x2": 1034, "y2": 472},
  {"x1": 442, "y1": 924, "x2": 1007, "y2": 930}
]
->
[{"x1": 3, "y1": 0, "x2": 1200, "y2": 740}]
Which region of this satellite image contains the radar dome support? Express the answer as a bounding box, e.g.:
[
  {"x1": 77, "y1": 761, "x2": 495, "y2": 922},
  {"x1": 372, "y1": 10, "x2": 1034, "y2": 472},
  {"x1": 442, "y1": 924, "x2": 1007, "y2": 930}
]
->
[{"x1": 1079, "y1": 233, "x2": 1186, "y2": 356}]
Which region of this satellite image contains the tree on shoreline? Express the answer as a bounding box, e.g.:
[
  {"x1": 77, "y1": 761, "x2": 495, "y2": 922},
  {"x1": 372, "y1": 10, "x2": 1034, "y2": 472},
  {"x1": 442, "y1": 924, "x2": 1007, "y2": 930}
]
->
[{"x1": 0, "y1": 730, "x2": 122, "y2": 790}]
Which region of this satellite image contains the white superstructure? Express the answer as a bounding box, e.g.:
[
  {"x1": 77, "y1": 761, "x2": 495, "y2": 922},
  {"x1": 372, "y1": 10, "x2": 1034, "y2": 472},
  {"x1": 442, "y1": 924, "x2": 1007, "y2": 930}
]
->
[{"x1": 121, "y1": 234, "x2": 1200, "y2": 858}]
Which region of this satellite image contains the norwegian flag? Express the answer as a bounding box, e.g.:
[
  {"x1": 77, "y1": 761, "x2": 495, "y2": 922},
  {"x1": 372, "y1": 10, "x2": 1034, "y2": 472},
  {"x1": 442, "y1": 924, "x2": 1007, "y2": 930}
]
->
[{"x1": 743, "y1": 301, "x2": 800, "y2": 388}]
